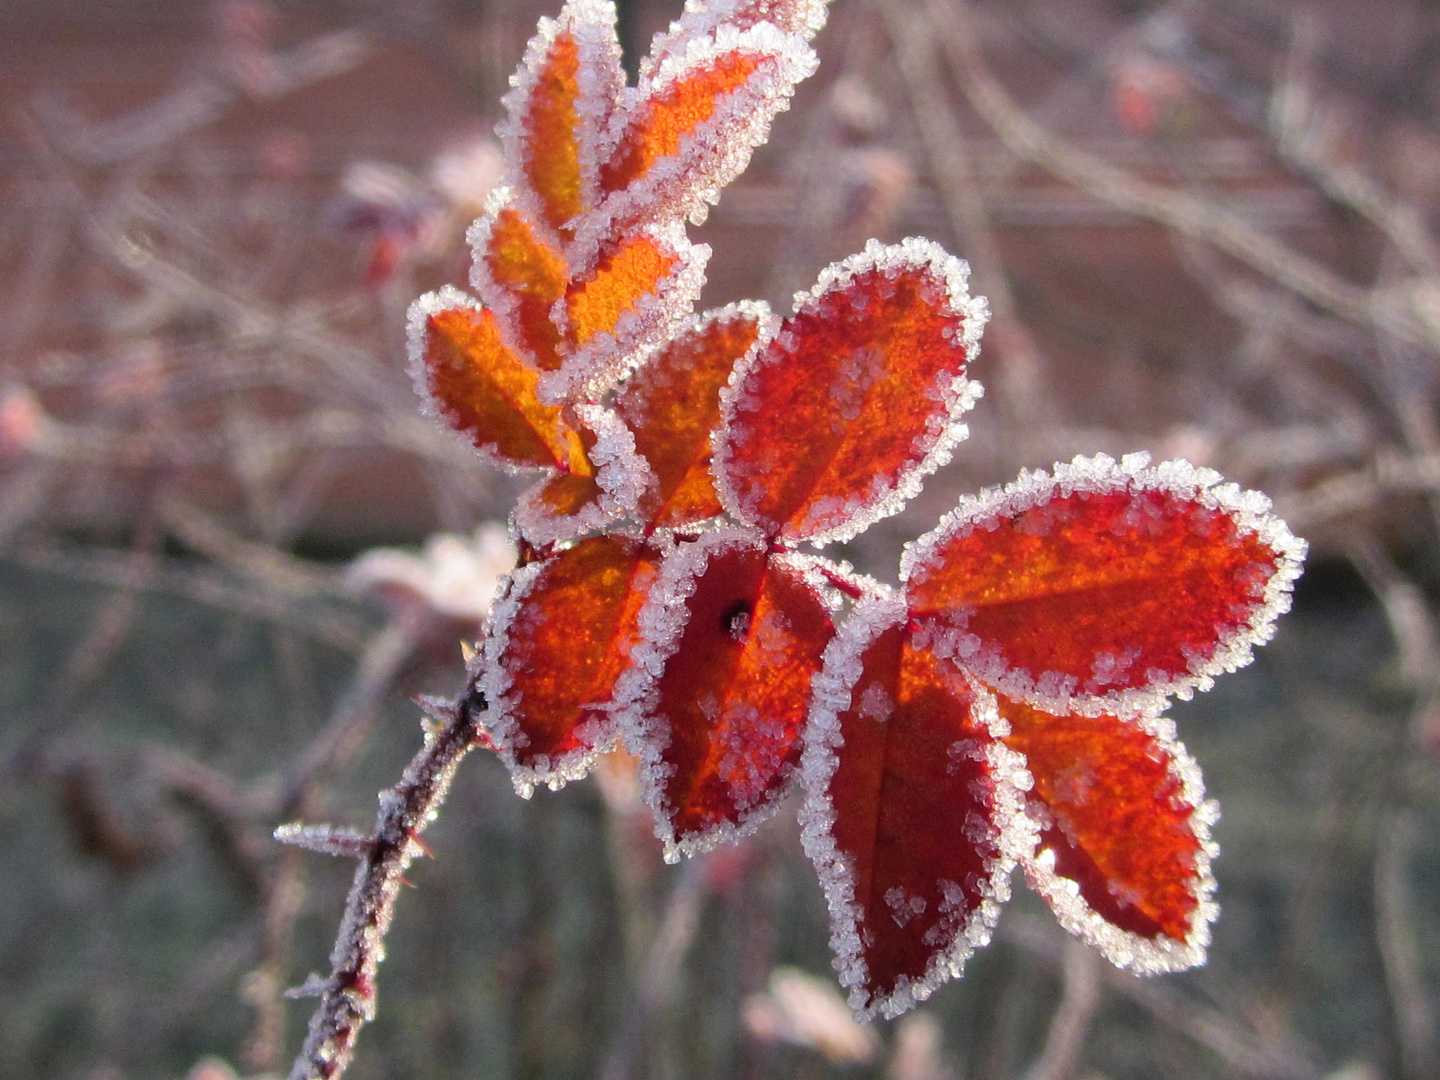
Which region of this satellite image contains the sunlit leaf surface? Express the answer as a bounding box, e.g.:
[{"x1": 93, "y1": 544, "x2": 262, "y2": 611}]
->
[
  {"x1": 409, "y1": 289, "x2": 589, "y2": 472},
  {"x1": 716, "y1": 239, "x2": 983, "y2": 545},
  {"x1": 625, "y1": 530, "x2": 834, "y2": 859},
  {"x1": 614, "y1": 302, "x2": 770, "y2": 529},
  {"x1": 482, "y1": 534, "x2": 664, "y2": 794},
  {"x1": 480, "y1": 205, "x2": 567, "y2": 371},
  {"x1": 998, "y1": 695, "x2": 1214, "y2": 969},
  {"x1": 904, "y1": 455, "x2": 1304, "y2": 713}
]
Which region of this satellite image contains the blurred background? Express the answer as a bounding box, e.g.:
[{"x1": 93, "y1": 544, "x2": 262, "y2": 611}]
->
[{"x1": 2, "y1": 0, "x2": 1438, "y2": 1077}]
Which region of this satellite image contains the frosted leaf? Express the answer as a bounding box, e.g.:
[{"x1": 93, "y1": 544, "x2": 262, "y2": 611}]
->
[
  {"x1": 496, "y1": 0, "x2": 625, "y2": 236},
  {"x1": 614, "y1": 300, "x2": 776, "y2": 529},
  {"x1": 714, "y1": 238, "x2": 987, "y2": 545},
  {"x1": 542, "y1": 223, "x2": 711, "y2": 404},
  {"x1": 799, "y1": 594, "x2": 1035, "y2": 1019},
  {"x1": 466, "y1": 190, "x2": 568, "y2": 373},
  {"x1": 902, "y1": 453, "x2": 1307, "y2": 719},
  {"x1": 406, "y1": 286, "x2": 590, "y2": 474},
  {"x1": 585, "y1": 22, "x2": 818, "y2": 237},
  {"x1": 478, "y1": 534, "x2": 664, "y2": 796},
  {"x1": 616, "y1": 527, "x2": 835, "y2": 860},
  {"x1": 999, "y1": 697, "x2": 1218, "y2": 973}
]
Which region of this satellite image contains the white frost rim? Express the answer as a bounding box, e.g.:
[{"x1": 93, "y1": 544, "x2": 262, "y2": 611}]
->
[{"x1": 512, "y1": 402, "x2": 655, "y2": 545}]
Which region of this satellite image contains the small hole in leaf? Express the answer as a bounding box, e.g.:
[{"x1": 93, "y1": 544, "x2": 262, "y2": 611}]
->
[{"x1": 721, "y1": 599, "x2": 752, "y2": 642}]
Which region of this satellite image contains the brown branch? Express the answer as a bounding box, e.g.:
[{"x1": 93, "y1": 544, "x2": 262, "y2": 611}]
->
[{"x1": 283, "y1": 683, "x2": 486, "y2": 1080}]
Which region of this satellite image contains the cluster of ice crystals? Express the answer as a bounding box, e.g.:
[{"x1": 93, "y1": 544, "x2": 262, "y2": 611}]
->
[
  {"x1": 510, "y1": 404, "x2": 652, "y2": 546},
  {"x1": 648, "y1": 0, "x2": 830, "y2": 73}
]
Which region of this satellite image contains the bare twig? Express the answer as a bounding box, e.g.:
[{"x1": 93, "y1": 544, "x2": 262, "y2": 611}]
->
[
  {"x1": 284, "y1": 685, "x2": 487, "y2": 1080},
  {"x1": 879, "y1": 0, "x2": 1053, "y2": 428}
]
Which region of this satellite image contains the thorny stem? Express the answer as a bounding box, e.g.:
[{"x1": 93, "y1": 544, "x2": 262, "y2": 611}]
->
[{"x1": 285, "y1": 682, "x2": 487, "y2": 1080}]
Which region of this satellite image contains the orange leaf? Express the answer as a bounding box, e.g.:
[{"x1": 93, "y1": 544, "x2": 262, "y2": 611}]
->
[
  {"x1": 566, "y1": 230, "x2": 681, "y2": 345},
  {"x1": 620, "y1": 529, "x2": 835, "y2": 860},
  {"x1": 715, "y1": 239, "x2": 985, "y2": 544},
  {"x1": 603, "y1": 51, "x2": 761, "y2": 193},
  {"x1": 613, "y1": 302, "x2": 771, "y2": 529},
  {"x1": 512, "y1": 403, "x2": 652, "y2": 545},
  {"x1": 476, "y1": 204, "x2": 567, "y2": 372},
  {"x1": 902, "y1": 454, "x2": 1307, "y2": 715},
  {"x1": 408, "y1": 288, "x2": 589, "y2": 473},
  {"x1": 481, "y1": 534, "x2": 665, "y2": 794},
  {"x1": 502, "y1": 5, "x2": 624, "y2": 234},
  {"x1": 543, "y1": 224, "x2": 708, "y2": 404},
  {"x1": 800, "y1": 594, "x2": 1030, "y2": 1018},
  {"x1": 591, "y1": 24, "x2": 816, "y2": 230},
  {"x1": 998, "y1": 695, "x2": 1214, "y2": 969}
]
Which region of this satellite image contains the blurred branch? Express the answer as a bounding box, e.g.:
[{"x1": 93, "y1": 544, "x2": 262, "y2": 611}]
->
[
  {"x1": 1022, "y1": 938, "x2": 1102, "y2": 1080},
  {"x1": 1271, "y1": 15, "x2": 1440, "y2": 279},
  {"x1": 1000, "y1": 916, "x2": 1321, "y2": 1079},
  {"x1": 879, "y1": 0, "x2": 1053, "y2": 432},
  {"x1": 928, "y1": 0, "x2": 1436, "y2": 353}
]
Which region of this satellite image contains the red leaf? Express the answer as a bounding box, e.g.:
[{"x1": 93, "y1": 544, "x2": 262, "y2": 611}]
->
[
  {"x1": 715, "y1": 239, "x2": 985, "y2": 544},
  {"x1": 500, "y1": 3, "x2": 624, "y2": 235},
  {"x1": 407, "y1": 288, "x2": 590, "y2": 474},
  {"x1": 613, "y1": 301, "x2": 772, "y2": 529},
  {"x1": 800, "y1": 594, "x2": 1031, "y2": 1018},
  {"x1": 998, "y1": 695, "x2": 1216, "y2": 971},
  {"x1": 590, "y1": 23, "x2": 817, "y2": 232},
  {"x1": 903, "y1": 454, "x2": 1307, "y2": 715},
  {"x1": 620, "y1": 528, "x2": 835, "y2": 859},
  {"x1": 474, "y1": 203, "x2": 567, "y2": 372},
  {"x1": 481, "y1": 534, "x2": 665, "y2": 794}
]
